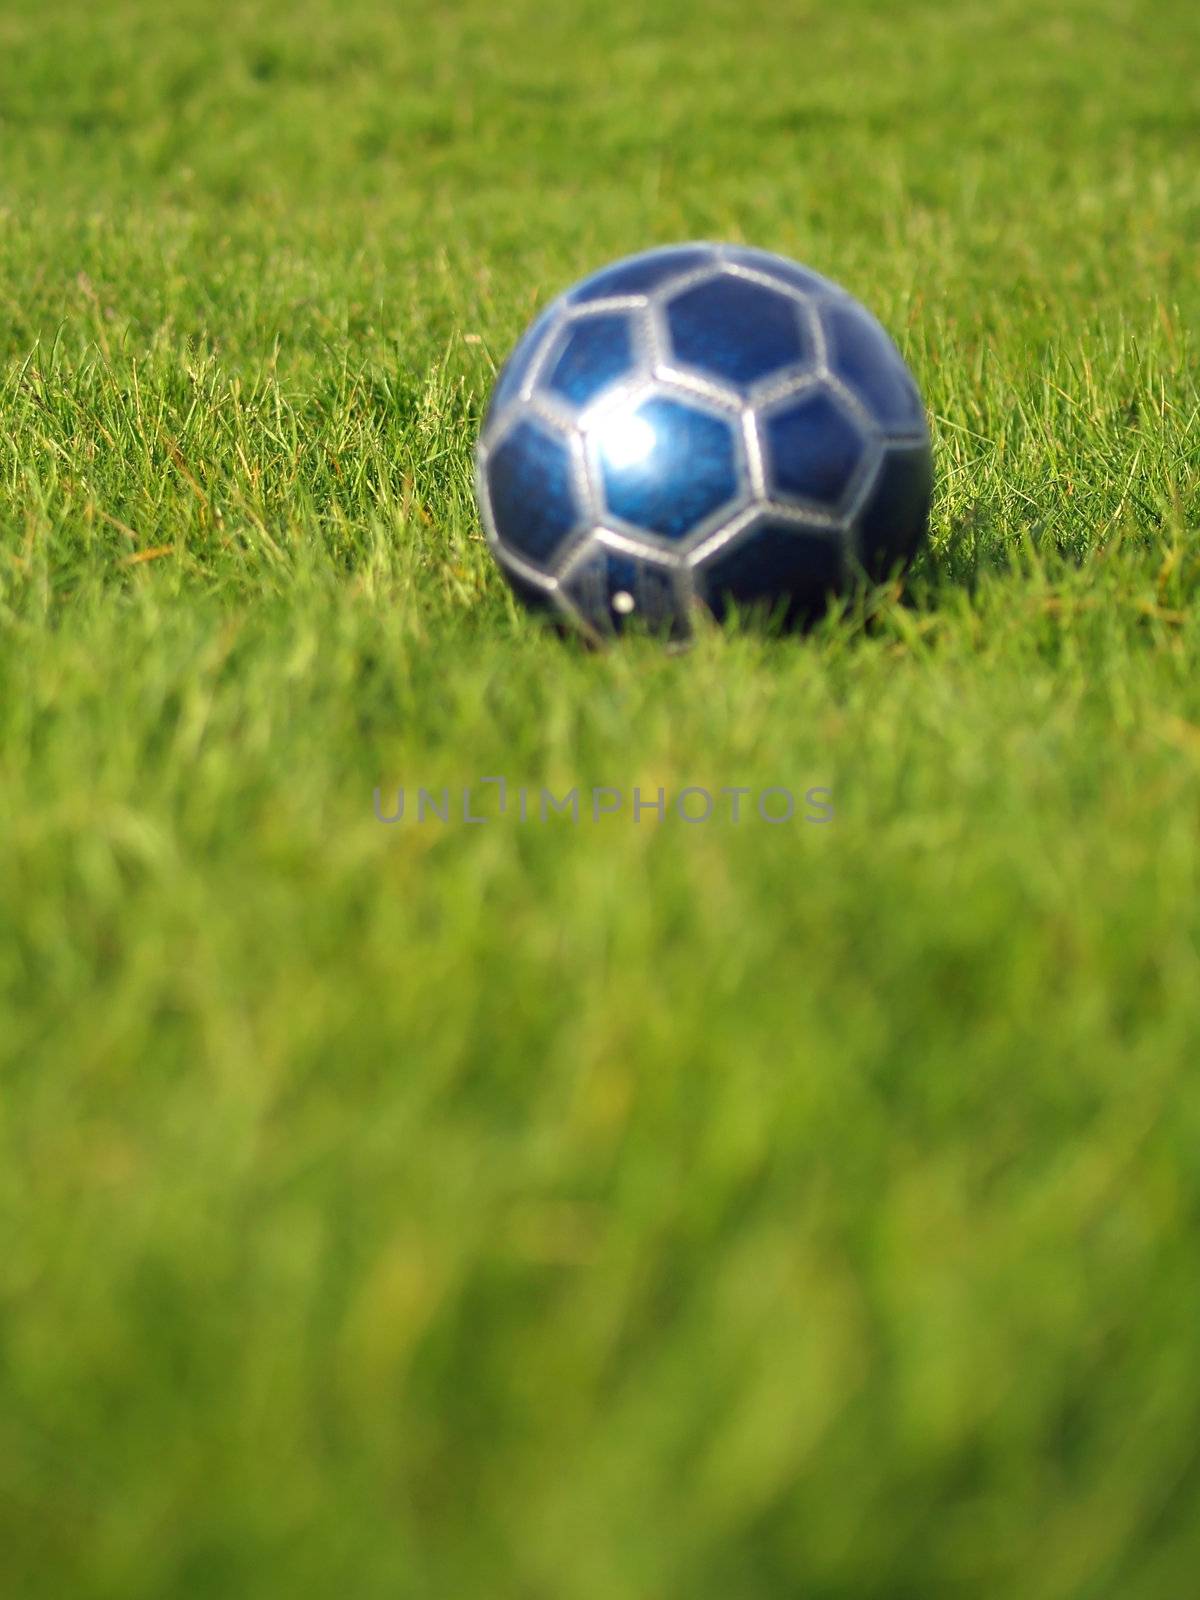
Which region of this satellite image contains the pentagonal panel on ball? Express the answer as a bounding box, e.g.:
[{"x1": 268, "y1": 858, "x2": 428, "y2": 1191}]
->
[
  {"x1": 721, "y1": 247, "x2": 843, "y2": 300},
  {"x1": 559, "y1": 538, "x2": 685, "y2": 639},
  {"x1": 762, "y1": 387, "x2": 869, "y2": 513},
  {"x1": 664, "y1": 274, "x2": 814, "y2": 389},
  {"x1": 569, "y1": 245, "x2": 718, "y2": 305},
  {"x1": 821, "y1": 301, "x2": 926, "y2": 435},
  {"x1": 590, "y1": 393, "x2": 742, "y2": 543},
  {"x1": 486, "y1": 417, "x2": 582, "y2": 569},
  {"x1": 485, "y1": 303, "x2": 561, "y2": 426},
  {"x1": 542, "y1": 312, "x2": 640, "y2": 410},
  {"x1": 698, "y1": 516, "x2": 846, "y2": 628},
  {"x1": 854, "y1": 444, "x2": 934, "y2": 580}
]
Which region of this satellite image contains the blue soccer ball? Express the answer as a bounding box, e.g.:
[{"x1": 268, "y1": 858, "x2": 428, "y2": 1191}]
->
[{"x1": 475, "y1": 244, "x2": 932, "y2": 640}]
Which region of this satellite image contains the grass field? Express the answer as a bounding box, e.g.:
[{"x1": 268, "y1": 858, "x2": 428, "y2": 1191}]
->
[{"x1": 2, "y1": 0, "x2": 1200, "y2": 1594}]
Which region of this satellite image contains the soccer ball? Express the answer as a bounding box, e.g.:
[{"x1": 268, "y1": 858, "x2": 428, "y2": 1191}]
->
[{"x1": 475, "y1": 244, "x2": 932, "y2": 640}]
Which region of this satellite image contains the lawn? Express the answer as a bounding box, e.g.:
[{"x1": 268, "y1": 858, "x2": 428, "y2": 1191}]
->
[{"x1": 2, "y1": 0, "x2": 1199, "y2": 1595}]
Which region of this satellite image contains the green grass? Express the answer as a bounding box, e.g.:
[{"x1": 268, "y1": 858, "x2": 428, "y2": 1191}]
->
[{"x1": 2, "y1": 0, "x2": 1200, "y2": 1595}]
